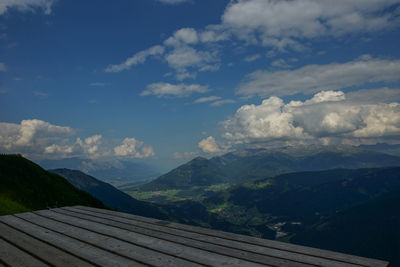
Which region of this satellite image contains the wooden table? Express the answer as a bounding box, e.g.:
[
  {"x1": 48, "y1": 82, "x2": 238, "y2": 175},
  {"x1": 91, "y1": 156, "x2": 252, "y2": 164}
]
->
[{"x1": 0, "y1": 206, "x2": 389, "y2": 266}]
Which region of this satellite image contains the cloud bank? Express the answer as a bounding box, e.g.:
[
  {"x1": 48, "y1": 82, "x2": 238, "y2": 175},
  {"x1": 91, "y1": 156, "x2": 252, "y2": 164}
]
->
[
  {"x1": 206, "y1": 89, "x2": 400, "y2": 150},
  {"x1": 237, "y1": 55, "x2": 400, "y2": 97},
  {"x1": 222, "y1": 0, "x2": 400, "y2": 49},
  {"x1": 0, "y1": 119, "x2": 155, "y2": 160}
]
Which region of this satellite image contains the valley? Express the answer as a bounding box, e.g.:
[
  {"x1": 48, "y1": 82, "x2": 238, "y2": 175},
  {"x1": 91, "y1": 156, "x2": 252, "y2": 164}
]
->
[{"x1": 2, "y1": 145, "x2": 400, "y2": 265}]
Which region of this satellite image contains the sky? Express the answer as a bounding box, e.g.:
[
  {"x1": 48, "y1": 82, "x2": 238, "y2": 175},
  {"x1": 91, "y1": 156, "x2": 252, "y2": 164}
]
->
[{"x1": 1, "y1": 0, "x2": 400, "y2": 170}]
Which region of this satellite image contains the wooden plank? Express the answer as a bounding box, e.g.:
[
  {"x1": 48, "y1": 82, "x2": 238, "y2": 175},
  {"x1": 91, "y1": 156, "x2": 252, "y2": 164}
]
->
[
  {"x1": 33, "y1": 210, "x2": 267, "y2": 267},
  {"x1": 74, "y1": 205, "x2": 390, "y2": 267},
  {"x1": 15, "y1": 212, "x2": 207, "y2": 267},
  {"x1": 0, "y1": 236, "x2": 48, "y2": 267},
  {"x1": 0, "y1": 215, "x2": 145, "y2": 267},
  {"x1": 0, "y1": 221, "x2": 94, "y2": 267},
  {"x1": 60, "y1": 207, "x2": 354, "y2": 267},
  {"x1": 46, "y1": 208, "x2": 311, "y2": 267}
]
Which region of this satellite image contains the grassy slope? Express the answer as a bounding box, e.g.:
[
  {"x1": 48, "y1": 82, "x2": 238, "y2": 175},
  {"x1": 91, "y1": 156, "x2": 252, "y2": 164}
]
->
[{"x1": 0, "y1": 154, "x2": 105, "y2": 215}]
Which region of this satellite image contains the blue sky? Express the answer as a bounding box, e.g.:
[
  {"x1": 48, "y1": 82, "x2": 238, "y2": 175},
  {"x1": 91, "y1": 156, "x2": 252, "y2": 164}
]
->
[{"x1": 1, "y1": 0, "x2": 400, "y2": 170}]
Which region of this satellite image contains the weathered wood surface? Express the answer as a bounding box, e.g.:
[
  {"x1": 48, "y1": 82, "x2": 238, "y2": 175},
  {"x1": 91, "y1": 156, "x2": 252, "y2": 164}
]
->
[{"x1": 0, "y1": 206, "x2": 390, "y2": 267}]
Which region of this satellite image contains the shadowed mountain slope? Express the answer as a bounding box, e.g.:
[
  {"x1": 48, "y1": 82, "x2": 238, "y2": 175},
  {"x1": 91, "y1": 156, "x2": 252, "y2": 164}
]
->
[
  {"x1": 0, "y1": 154, "x2": 105, "y2": 215},
  {"x1": 50, "y1": 168, "x2": 170, "y2": 220}
]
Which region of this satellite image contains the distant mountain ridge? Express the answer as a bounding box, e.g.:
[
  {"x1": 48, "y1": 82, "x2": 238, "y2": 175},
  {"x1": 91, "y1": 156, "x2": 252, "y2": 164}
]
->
[
  {"x1": 137, "y1": 145, "x2": 400, "y2": 192},
  {"x1": 39, "y1": 157, "x2": 161, "y2": 186},
  {"x1": 211, "y1": 145, "x2": 400, "y2": 183}
]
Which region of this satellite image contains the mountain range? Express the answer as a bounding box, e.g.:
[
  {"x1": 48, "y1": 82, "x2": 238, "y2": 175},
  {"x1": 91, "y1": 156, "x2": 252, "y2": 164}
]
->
[
  {"x1": 130, "y1": 145, "x2": 400, "y2": 203},
  {"x1": 2, "y1": 145, "x2": 400, "y2": 265}
]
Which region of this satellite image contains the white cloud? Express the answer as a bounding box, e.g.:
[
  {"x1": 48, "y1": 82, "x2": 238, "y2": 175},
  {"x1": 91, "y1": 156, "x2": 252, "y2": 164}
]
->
[
  {"x1": 44, "y1": 134, "x2": 104, "y2": 159},
  {"x1": 220, "y1": 90, "x2": 400, "y2": 148},
  {"x1": 0, "y1": 62, "x2": 6, "y2": 71},
  {"x1": 222, "y1": 97, "x2": 307, "y2": 144},
  {"x1": 244, "y1": 54, "x2": 261, "y2": 62},
  {"x1": 193, "y1": 96, "x2": 222, "y2": 103},
  {"x1": 198, "y1": 136, "x2": 221, "y2": 153},
  {"x1": 222, "y1": 0, "x2": 400, "y2": 49},
  {"x1": 199, "y1": 25, "x2": 230, "y2": 43},
  {"x1": 103, "y1": 1, "x2": 400, "y2": 81},
  {"x1": 270, "y1": 58, "x2": 291, "y2": 69},
  {"x1": 0, "y1": 119, "x2": 155, "y2": 160},
  {"x1": 164, "y1": 28, "x2": 198, "y2": 46},
  {"x1": 141, "y1": 82, "x2": 209, "y2": 98},
  {"x1": 210, "y1": 99, "x2": 236, "y2": 107},
  {"x1": 157, "y1": 0, "x2": 190, "y2": 4},
  {"x1": 105, "y1": 45, "x2": 165, "y2": 73},
  {"x1": 346, "y1": 87, "x2": 400, "y2": 104},
  {"x1": 0, "y1": 119, "x2": 74, "y2": 157},
  {"x1": 237, "y1": 55, "x2": 400, "y2": 97},
  {"x1": 165, "y1": 45, "x2": 219, "y2": 80},
  {"x1": 114, "y1": 138, "x2": 155, "y2": 158},
  {"x1": 0, "y1": 0, "x2": 55, "y2": 15}
]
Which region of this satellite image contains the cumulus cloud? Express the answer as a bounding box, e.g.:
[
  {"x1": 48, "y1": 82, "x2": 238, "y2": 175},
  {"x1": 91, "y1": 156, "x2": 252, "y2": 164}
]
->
[
  {"x1": 141, "y1": 82, "x2": 209, "y2": 98},
  {"x1": 114, "y1": 138, "x2": 155, "y2": 158},
  {"x1": 222, "y1": 0, "x2": 400, "y2": 49},
  {"x1": 198, "y1": 136, "x2": 221, "y2": 153},
  {"x1": 0, "y1": 0, "x2": 55, "y2": 15},
  {"x1": 220, "y1": 90, "x2": 400, "y2": 148},
  {"x1": 237, "y1": 55, "x2": 400, "y2": 97},
  {"x1": 105, "y1": 45, "x2": 165, "y2": 72},
  {"x1": 0, "y1": 62, "x2": 6, "y2": 71},
  {"x1": 0, "y1": 119, "x2": 155, "y2": 160},
  {"x1": 43, "y1": 134, "x2": 104, "y2": 159},
  {"x1": 0, "y1": 119, "x2": 74, "y2": 157}
]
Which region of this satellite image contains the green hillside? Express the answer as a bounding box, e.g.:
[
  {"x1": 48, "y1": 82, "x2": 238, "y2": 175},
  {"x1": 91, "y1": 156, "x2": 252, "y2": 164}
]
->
[{"x1": 0, "y1": 154, "x2": 106, "y2": 215}]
